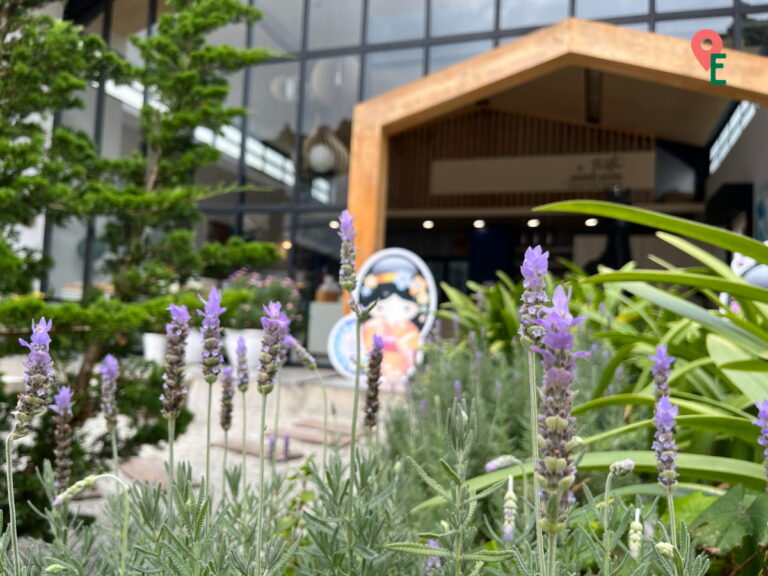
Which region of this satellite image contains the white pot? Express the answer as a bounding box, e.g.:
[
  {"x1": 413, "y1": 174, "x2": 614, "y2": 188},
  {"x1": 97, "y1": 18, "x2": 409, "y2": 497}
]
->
[
  {"x1": 224, "y1": 328, "x2": 263, "y2": 372},
  {"x1": 142, "y1": 332, "x2": 167, "y2": 364}
]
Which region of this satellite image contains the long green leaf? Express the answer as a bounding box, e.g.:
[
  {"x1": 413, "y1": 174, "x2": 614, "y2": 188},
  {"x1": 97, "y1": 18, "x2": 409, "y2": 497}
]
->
[
  {"x1": 535, "y1": 200, "x2": 768, "y2": 264},
  {"x1": 414, "y1": 451, "x2": 765, "y2": 512},
  {"x1": 573, "y1": 393, "x2": 729, "y2": 417},
  {"x1": 656, "y1": 232, "x2": 738, "y2": 280},
  {"x1": 583, "y1": 415, "x2": 758, "y2": 446},
  {"x1": 585, "y1": 270, "x2": 768, "y2": 306},
  {"x1": 707, "y1": 334, "x2": 768, "y2": 404}
]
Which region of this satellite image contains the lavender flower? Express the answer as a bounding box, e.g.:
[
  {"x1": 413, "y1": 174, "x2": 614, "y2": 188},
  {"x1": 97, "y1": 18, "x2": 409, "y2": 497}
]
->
[
  {"x1": 753, "y1": 400, "x2": 768, "y2": 491},
  {"x1": 338, "y1": 210, "x2": 357, "y2": 293},
  {"x1": 650, "y1": 345, "x2": 675, "y2": 399},
  {"x1": 425, "y1": 539, "x2": 442, "y2": 574},
  {"x1": 364, "y1": 335, "x2": 384, "y2": 429},
  {"x1": 161, "y1": 304, "x2": 190, "y2": 419},
  {"x1": 283, "y1": 433, "x2": 290, "y2": 460},
  {"x1": 609, "y1": 458, "x2": 635, "y2": 477},
  {"x1": 284, "y1": 334, "x2": 317, "y2": 371},
  {"x1": 454, "y1": 380, "x2": 463, "y2": 402},
  {"x1": 268, "y1": 434, "x2": 277, "y2": 461},
  {"x1": 220, "y1": 366, "x2": 235, "y2": 432},
  {"x1": 484, "y1": 454, "x2": 521, "y2": 473},
  {"x1": 502, "y1": 476, "x2": 517, "y2": 542},
  {"x1": 534, "y1": 285, "x2": 584, "y2": 534},
  {"x1": 236, "y1": 336, "x2": 249, "y2": 392},
  {"x1": 198, "y1": 287, "x2": 226, "y2": 385},
  {"x1": 99, "y1": 354, "x2": 119, "y2": 431},
  {"x1": 257, "y1": 302, "x2": 289, "y2": 395},
  {"x1": 653, "y1": 395, "x2": 679, "y2": 488},
  {"x1": 14, "y1": 317, "x2": 54, "y2": 438},
  {"x1": 518, "y1": 246, "x2": 549, "y2": 346},
  {"x1": 50, "y1": 386, "x2": 74, "y2": 491}
]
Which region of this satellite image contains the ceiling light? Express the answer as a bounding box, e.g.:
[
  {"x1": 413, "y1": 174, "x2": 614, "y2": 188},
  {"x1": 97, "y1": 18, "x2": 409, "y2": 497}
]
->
[
  {"x1": 527, "y1": 218, "x2": 540, "y2": 228},
  {"x1": 585, "y1": 218, "x2": 599, "y2": 227},
  {"x1": 329, "y1": 220, "x2": 340, "y2": 229},
  {"x1": 281, "y1": 240, "x2": 293, "y2": 250},
  {"x1": 422, "y1": 220, "x2": 435, "y2": 230},
  {"x1": 473, "y1": 219, "x2": 486, "y2": 229}
]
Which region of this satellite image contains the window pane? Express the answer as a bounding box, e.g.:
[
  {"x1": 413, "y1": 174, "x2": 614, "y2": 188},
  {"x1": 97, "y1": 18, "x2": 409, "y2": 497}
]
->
[
  {"x1": 656, "y1": 0, "x2": 731, "y2": 11},
  {"x1": 364, "y1": 48, "x2": 423, "y2": 98},
  {"x1": 368, "y1": 0, "x2": 425, "y2": 43},
  {"x1": 656, "y1": 16, "x2": 734, "y2": 47},
  {"x1": 254, "y1": 0, "x2": 303, "y2": 52},
  {"x1": 576, "y1": 0, "x2": 648, "y2": 18},
  {"x1": 430, "y1": 0, "x2": 494, "y2": 37},
  {"x1": 622, "y1": 22, "x2": 650, "y2": 30},
  {"x1": 248, "y1": 62, "x2": 299, "y2": 159},
  {"x1": 501, "y1": 0, "x2": 568, "y2": 29},
  {"x1": 429, "y1": 40, "x2": 493, "y2": 73},
  {"x1": 742, "y1": 13, "x2": 768, "y2": 55},
  {"x1": 308, "y1": 0, "x2": 362, "y2": 50},
  {"x1": 302, "y1": 56, "x2": 360, "y2": 204}
]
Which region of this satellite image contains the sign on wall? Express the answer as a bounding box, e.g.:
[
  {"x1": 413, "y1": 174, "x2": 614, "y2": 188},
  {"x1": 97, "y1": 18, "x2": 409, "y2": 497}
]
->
[
  {"x1": 327, "y1": 248, "x2": 438, "y2": 384},
  {"x1": 430, "y1": 151, "x2": 655, "y2": 195}
]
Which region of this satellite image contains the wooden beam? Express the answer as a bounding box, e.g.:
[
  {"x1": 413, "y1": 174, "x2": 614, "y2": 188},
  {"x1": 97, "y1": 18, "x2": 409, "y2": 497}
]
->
[{"x1": 347, "y1": 18, "x2": 768, "y2": 263}]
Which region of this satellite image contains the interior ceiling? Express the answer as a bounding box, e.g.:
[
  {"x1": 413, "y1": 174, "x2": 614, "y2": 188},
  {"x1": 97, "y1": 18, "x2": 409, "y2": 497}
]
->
[{"x1": 487, "y1": 66, "x2": 731, "y2": 147}]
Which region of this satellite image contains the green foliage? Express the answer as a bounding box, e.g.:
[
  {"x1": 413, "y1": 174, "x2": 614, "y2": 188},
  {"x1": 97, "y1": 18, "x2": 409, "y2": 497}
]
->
[{"x1": 199, "y1": 236, "x2": 282, "y2": 279}]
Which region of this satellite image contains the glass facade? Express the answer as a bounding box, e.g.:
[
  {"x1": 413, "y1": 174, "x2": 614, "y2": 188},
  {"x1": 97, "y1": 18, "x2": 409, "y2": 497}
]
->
[{"x1": 62, "y1": 0, "x2": 765, "y2": 297}]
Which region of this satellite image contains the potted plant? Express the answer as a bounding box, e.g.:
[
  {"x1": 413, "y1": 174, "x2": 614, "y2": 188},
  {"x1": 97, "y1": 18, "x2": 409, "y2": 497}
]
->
[{"x1": 224, "y1": 269, "x2": 303, "y2": 370}]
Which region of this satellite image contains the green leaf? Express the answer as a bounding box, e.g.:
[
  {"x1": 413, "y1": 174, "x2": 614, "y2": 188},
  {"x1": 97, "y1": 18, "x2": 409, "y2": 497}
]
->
[
  {"x1": 720, "y1": 359, "x2": 768, "y2": 372},
  {"x1": 573, "y1": 393, "x2": 729, "y2": 417},
  {"x1": 413, "y1": 452, "x2": 765, "y2": 512},
  {"x1": 707, "y1": 334, "x2": 768, "y2": 403},
  {"x1": 384, "y1": 542, "x2": 451, "y2": 557},
  {"x1": 582, "y1": 414, "x2": 758, "y2": 446},
  {"x1": 690, "y1": 486, "x2": 752, "y2": 555},
  {"x1": 535, "y1": 200, "x2": 768, "y2": 264},
  {"x1": 656, "y1": 232, "x2": 738, "y2": 280},
  {"x1": 439, "y1": 459, "x2": 462, "y2": 486},
  {"x1": 748, "y1": 493, "x2": 768, "y2": 546},
  {"x1": 462, "y1": 549, "x2": 518, "y2": 562}
]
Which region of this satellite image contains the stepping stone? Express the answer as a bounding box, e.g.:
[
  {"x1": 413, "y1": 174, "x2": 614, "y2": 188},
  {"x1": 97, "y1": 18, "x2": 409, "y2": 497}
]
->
[
  {"x1": 120, "y1": 455, "x2": 201, "y2": 491},
  {"x1": 215, "y1": 437, "x2": 303, "y2": 461}
]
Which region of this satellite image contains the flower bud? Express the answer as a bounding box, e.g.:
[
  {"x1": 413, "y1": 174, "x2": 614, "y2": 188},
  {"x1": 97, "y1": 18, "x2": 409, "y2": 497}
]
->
[
  {"x1": 655, "y1": 541, "x2": 674, "y2": 558},
  {"x1": 609, "y1": 458, "x2": 635, "y2": 477}
]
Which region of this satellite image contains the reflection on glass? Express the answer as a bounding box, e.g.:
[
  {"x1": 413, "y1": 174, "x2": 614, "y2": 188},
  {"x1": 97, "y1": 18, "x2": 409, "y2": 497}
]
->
[
  {"x1": 110, "y1": 0, "x2": 150, "y2": 65},
  {"x1": 365, "y1": 48, "x2": 423, "y2": 98},
  {"x1": 576, "y1": 0, "x2": 648, "y2": 18},
  {"x1": 501, "y1": 0, "x2": 568, "y2": 29},
  {"x1": 430, "y1": 0, "x2": 494, "y2": 37},
  {"x1": 302, "y1": 56, "x2": 360, "y2": 204},
  {"x1": 368, "y1": 0, "x2": 425, "y2": 43},
  {"x1": 429, "y1": 40, "x2": 493, "y2": 73},
  {"x1": 655, "y1": 0, "x2": 731, "y2": 11},
  {"x1": 241, "y1": 211, "x2": 291, "y2": 245},
  {"x1": 248, "y1": 62, "x2": 300, "y2": 159},
  {"x1": 656, "y1": 17, "x2": 734, "y2": 47},
  {"x1": 308, "y1": 0, "x2": 362, "y2": 50},
  {"x1": 254, "y1": 0, "x2": 303, "y2": 52},
  {"x1": 742, "y1": 14, "x2": 768, "y2": 55}
]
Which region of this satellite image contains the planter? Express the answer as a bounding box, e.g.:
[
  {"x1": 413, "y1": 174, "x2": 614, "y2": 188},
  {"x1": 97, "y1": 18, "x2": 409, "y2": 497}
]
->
[
  {"x1": 224, "y1": 328, "x2": 263, "y2": 371},
  {"x1": 142, "y1": 328, "x2": 203, "y2": 366}
]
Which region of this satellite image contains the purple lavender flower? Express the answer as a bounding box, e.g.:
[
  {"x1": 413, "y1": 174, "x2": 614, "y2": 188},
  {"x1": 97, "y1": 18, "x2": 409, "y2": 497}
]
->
[
  {"x1": 425, "y1": 539, "x2": 442, "y2": 574},
  {"x1": 198, "y1": 287, "x2": 226, "y2": 385},
  {"x1": 653, "y1": 395, "x2": 679, "y2": 488},
  {"x1": 14, "y1": 318, "x2": 54, "y2": 438},
  {"x1": 257, "y1": 302, "x2": 289, "y2": 395},
  {"x1": 454, "y1": 380, "x2": 463, "y2": 402},
  {"x1": 50, "y1": 386, "x2": 74, "y2": 491},
  {"x1": 534, "y1": 285, "x2": 585, "y2": 534},
  {"x1": 484, "y1": 455, "x2": 520, "y2": 473},
  {"x1": 338, "y1": 210, "x2": 357, "y2": 293},
  {"x1": 236, "y1": 336, "x2": 249, "y2": 392},
  {"x1": 268, "y1": 434, "x2": 277, "y2": 461},
  {"x1": 284, "y1": 334, "x2": 318, "y2": 371},
  {"x1": 161, "y1": 304, "x2": 190, "y2": 419},
  {"x1": 364, "y1": 335, "x2": 384, "y2": 429},
  {"x1": 283, "y1": 433, "x2": 290, "y2": 461},
  {"x1": 650, "y1": 345, "x2": 675, "y2": 399},
  {"x1": 518, "y1": 245, "x2": 549, "y2": 346},
  {"x1": 99, "y1": 354, "x2": 119, "y2": 431},
  {"x1": 220, "y1": 366, "x2": 235, "y2": 432},
  {"x1": 754, "y1": 400, "x2": 768, "y2": 491}
]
